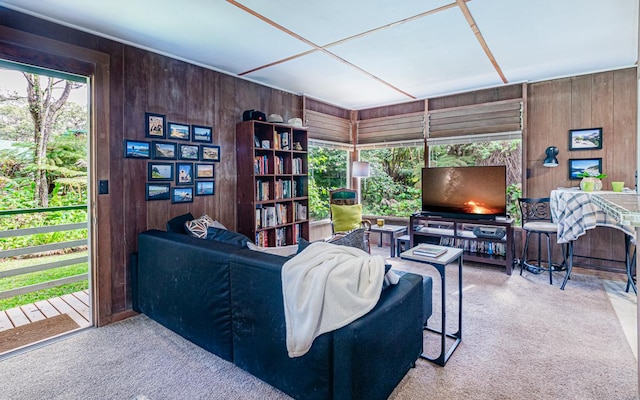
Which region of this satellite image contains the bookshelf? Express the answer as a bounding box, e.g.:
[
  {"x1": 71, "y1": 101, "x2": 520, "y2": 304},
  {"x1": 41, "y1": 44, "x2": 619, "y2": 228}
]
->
[
  {"x1": 409, "y1": 214, "x2": 514, "y2": 274},
  {"x1": 236, "y1": 120, "x2": 309, "y2": 247}
]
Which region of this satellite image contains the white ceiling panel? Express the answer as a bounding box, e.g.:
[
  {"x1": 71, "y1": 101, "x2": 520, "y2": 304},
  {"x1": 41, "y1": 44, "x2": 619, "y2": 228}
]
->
[
  {"x1": 0, "y1": 0, "x2": 314, "y2": 74},
  {"x1": 0, "y1": 0, "x2": 637, "y2": 109},
  {"x1": 329, "y1": 6, "x2": 504, "y2": 100},
  {"x1": 244, "y1": 51, "x2": 409, "y2": 109},
  {"x1": 236, "y1": 0, "x2": 454, "y2": 45},
  {"x1": 470, "y1": 0, "x2": 638, "y2": 83}
]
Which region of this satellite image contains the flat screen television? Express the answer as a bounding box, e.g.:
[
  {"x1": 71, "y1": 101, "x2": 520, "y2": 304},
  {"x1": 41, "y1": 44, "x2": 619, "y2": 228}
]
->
[{"x1": 421, "y1": 165, "x2": 507, "y2": 220}]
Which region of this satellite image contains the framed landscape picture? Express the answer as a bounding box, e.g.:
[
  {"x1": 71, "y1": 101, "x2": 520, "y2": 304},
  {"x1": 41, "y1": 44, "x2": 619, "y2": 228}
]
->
[
  {"x1": 172, "y1": 187, "x2": 193, "y2": 203},
  {"x1": 145, "y1": 183, "x2": 170, "y2": 201},
  {"x1": 569, "y1": 127, "x2": 602, "y2": 150},
  {"x1": 195, "y1": 163, "x2": 215, "y2": 179},
  {"x1": 145, "y1": 112, "x2": 165, "y2": 138},
  {"x1": 152, "y1": 141, "x2": 177, "y2": 160},
  {"x1": 148, "y1": 162, "x2": 174, "y2": 181},
  {"x1": 176, "y1": 162, "x2": 194, "y2": 185},
  {"x1": 124, "y1": 139, "x2": 150, "y2": 158},
  {"x1": 179, "y1": 144, "x2": 199, "y2": 160},
  {"x1": 196, "y1": 180, "x2": 215, "y2": 196},
  {"x1": 192, "y1": 125, "x2": 212, "y2": 143},
  {"x1": 200, "y1": 145, "x2": 221, "y2": 162},
  {"x1": 168, "y1": 122, "x2": 191, "y2": 141},
  {"x1": 568, "y1": 157, "x2": 602, "y2": 180}
]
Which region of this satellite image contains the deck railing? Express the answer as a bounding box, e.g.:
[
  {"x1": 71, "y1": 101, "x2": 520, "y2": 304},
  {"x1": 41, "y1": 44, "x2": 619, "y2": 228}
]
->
[{"x1": 0, "y1": 205, "x2": 88, "y2": 300}]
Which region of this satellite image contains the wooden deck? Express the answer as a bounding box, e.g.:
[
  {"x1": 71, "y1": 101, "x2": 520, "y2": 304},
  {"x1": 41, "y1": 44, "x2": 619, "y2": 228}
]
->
[{"x1": 0, "y1": 290, "x2": 92, "y2": 332}]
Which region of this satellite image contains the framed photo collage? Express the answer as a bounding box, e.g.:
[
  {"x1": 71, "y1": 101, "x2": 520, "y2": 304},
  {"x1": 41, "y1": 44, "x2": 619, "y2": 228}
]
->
[{"x1": 124, "y1": 112, "x2": 218, "y2": 203}]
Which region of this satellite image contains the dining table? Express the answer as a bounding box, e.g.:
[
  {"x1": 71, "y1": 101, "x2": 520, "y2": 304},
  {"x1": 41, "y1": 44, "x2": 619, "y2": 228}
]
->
[{"x1": 549, "y1": 188, "x2": 636, "y2": 292}]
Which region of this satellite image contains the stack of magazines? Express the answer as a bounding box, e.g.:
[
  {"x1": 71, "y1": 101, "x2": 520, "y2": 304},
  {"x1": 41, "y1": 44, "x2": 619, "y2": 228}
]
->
[{"x1": 412, "y1": 244, "x2": 446, "y2": 258}]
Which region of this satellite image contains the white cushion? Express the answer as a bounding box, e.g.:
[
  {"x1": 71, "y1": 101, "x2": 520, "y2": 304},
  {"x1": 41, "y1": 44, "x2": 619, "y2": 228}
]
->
[{"x1": 523, "y1": 221, "x2": 557, "y2": 233}]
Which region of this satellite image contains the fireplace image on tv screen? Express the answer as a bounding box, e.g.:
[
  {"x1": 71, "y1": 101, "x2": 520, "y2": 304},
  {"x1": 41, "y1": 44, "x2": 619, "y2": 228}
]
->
[{"x1": 421, "y1": 166, "x2": 507, "y2": 220}]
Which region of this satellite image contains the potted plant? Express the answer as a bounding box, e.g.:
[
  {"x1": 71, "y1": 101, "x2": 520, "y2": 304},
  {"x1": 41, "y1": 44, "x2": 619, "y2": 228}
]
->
[{"x1": 577, "y1": 168, "x2": 607, "y2": 191}]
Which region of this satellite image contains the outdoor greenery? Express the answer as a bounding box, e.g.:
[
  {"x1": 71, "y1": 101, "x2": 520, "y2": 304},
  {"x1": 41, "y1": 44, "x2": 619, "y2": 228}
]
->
[
  {"x1": 308, "y1": 140, "x2": 522, "y2": 222},
  {"x1": 0, "y1": 68, "x2": 88, "y2": 311}
]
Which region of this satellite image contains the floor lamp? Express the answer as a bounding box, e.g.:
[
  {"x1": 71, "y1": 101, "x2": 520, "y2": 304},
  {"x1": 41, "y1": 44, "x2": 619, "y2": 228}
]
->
[{"x1": 352, "y1": 161, "x2": 370, "y2": 203}]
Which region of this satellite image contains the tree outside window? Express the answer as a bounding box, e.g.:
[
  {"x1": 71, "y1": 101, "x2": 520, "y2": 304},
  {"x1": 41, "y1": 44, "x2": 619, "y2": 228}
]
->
[{"x1": 308, "y1": 145, "x2": 348, "y2": 220}]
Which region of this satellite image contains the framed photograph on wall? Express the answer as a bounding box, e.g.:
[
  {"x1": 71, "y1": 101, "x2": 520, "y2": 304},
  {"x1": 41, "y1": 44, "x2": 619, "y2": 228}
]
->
[
  {"x1": 568, "y1": 158, "x2": 602, "y2": 180},
  {"x1": 145, "y1": 112, "x2": 165, "y2": 138},
  {"x1": 124, "y1": 139, "x2": 150, "y2": 158},
  {"x1": 168, "y1": 122, "x2": 191, "y2": 141},
  {"x1": 172, "y1": 187, "x2": 193, "y2": 204},
  {"x1": 152, "y1": 141, "x2": 177, "y2": 159},
  {"x1": 148, "y1": 162, "x2": 174, "y2": 181},
  {"x1": 192, "y1": 125, "x2": 212, "y2": 143},
  {"x1": 179, "y1": 144, "x2": 199, "y2": 160},
  {"x1": 195, "y1": 163, "x2": 215, "y2": 179},
  {"x1": 196, "y1": 180, "x2": 215, "y2": 196},
  {"x1": 145, "y1": 183, "x2": 170, "y2": 201},
  {"x1": 569, "y1": 127, "x2": 603, "y2": 150},
  {"x1": 200, "y1": 145, "x2": 221, "y2": 162},
  {"x1": 176, "y1": 162, "x2": 194, "y2": 185}
]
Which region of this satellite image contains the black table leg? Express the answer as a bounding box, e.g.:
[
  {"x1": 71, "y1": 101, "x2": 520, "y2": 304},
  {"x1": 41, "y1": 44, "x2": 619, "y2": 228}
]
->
[{"x1": 421, "y1": 255, "x2": 462, "y2": 366}]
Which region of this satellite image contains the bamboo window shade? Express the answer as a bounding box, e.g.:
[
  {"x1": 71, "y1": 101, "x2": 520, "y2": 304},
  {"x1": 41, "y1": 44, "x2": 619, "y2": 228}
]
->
[
  {"x1": 356, "y1": 112, "x2": 425, "y2": 146},
  {"x1": 427, "y1": 99, "x2": 523, "y2": 139},
  {"x1": 305, "y1": 110, "x2": 352, "y2": 144}
]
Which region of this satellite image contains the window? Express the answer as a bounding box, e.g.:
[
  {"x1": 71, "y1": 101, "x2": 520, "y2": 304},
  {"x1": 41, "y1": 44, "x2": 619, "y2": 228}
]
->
[
  {"x1": 359, "y1": 146, "x2": 424, "y2": 217},
  {"x1": 428, "y1": 139, "x2": 523, "y2": 219},
  {"x1": 308, "y1": 145, "x2": 348, "y2": 220}
]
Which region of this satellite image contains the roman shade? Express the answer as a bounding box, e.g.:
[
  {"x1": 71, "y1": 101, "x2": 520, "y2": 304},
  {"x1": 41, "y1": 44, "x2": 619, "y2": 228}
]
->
[
  {"x1": 356, "y1": 112, "x2": 425, "y2": 148},
  {"x1": 427, "y1": 99, "x2": 523, "y2": 139}
]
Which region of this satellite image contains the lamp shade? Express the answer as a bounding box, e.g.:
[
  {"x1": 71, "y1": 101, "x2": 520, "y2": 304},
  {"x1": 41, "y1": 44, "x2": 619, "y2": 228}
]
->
[
  {"x1": 352, "y1": 161, "x2": 370, "y2": 177},
  {"x1": 543, "y1": 146, "x2": 559, "y2": 168}
]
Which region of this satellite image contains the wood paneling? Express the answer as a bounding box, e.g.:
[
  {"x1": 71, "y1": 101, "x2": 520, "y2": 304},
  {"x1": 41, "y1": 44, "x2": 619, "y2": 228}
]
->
[
  {"x1": 0, "y1": 6, "x2": 303, "y2": 325},
  {"x1": 526, "y1": 68, "x2": 637, "y2": 270}
]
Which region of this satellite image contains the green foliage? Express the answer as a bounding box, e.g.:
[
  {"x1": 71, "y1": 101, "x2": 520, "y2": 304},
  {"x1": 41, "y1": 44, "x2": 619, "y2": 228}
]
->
[
  {"x1": 308, "y1": 147, "x2": 347, "y2": 220},
  {"x1": 360, "y1": 147, "x2": 423, "y2": 217}
]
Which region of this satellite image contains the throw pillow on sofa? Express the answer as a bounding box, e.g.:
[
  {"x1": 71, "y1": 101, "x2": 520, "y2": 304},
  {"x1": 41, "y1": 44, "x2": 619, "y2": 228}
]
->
[
  {"x1": 185, "y1": 215, "x2": 227, "y2": 238},
  {"x1": 205, "y1": 227, "x2": 251, "y2": 247},
  {"x1": 327, "y1": 228, "x2": 368, "y2": 253},
  {"x1": 166, "y1": 213, "x2": 194, "y2": 234}
]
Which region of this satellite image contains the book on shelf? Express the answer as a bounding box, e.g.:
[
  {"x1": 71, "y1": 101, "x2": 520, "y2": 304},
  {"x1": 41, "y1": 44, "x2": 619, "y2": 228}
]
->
[{"x1": 412, "y1": 244, "x2": 447, "y2": 258}]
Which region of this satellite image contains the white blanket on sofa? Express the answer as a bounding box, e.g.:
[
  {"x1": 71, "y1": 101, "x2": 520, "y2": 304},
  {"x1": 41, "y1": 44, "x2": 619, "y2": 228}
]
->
[{"x1": 282, "y1": 241, "x2": 386, "y2": 358}]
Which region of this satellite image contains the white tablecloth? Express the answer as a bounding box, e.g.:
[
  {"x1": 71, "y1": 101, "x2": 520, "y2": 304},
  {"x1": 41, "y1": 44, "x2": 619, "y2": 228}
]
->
[{"x1": 550, "y1": 188, "x2": 636, "y2": 243}]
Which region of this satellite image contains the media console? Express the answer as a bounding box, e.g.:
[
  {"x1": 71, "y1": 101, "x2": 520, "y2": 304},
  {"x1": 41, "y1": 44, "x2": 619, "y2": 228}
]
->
[{"x1": 409, "y1": 213, "x2": 515, "y2": 275}]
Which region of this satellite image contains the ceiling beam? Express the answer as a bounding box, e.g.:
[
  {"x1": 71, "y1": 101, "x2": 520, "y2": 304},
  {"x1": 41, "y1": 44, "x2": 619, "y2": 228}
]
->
[{"x1": 456, "y1": 0, "x2": 508, "y2": 84}]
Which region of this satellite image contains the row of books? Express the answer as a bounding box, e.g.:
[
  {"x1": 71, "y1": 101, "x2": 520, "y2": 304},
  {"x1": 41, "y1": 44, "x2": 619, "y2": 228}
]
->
[
  {"x1": 254, "y1": 155, "x2": 269, "y2": 174},
  {"x1": 275, "y1": 227, "x2": 287, "y2": 246},
  {"x1": 292, "y1": 223, "x2": 302, "y2": 244},
  {"x1": 274, "y1": 179, "x2": 292, "y2": 199},
  {"x1": 274, "y1": 156, "x2": 285, "y2": 174},
  {"x1": 294, "y1": 201, "x2": 307, "y2": 221},
  {"x1": 272, "y1": 130, "x2": 290, "y2": 150},
  {"x1": 439, "y1": 237, "x2": 507, "y2": 256},
  {"x1": 292, "y1": 157, "x2": 304, "y2": 174},
  {"x1": 256, "y1": 180, "x2": 270, "y2": 201},
  {"x1": 255, "y1": 231, "x2": 269, "y2": 247},
  {"x1": 256, "y1": 203, "x2": 288, "y2": 228}
]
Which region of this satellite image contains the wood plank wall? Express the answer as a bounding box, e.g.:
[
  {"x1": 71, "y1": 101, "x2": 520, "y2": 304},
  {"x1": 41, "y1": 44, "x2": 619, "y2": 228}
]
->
[
  {"x1": 527, "y1": 68, "x2": 637, "y2": 270},
  {"x1": 1, "y1": 6, "x2": 637, "y2": 323},
  {"x1": 0, "y1": 7, "x2": 302, "y2": 325}
]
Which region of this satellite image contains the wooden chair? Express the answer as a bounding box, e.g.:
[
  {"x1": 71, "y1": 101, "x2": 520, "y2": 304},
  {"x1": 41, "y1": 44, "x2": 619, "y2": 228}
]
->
[{"x1": 329, "y1": 188, "x2": 372, "y2": 252}]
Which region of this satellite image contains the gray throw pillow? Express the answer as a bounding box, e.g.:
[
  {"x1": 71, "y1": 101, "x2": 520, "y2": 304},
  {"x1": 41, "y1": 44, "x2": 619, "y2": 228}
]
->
[{"x1": 327, "y1": 228, "x2": 368, "y2": 252}]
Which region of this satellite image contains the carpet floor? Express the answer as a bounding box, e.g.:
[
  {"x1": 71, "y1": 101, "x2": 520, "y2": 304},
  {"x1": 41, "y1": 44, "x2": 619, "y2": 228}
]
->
[{"x1": 0, "y1": 256, "x2": 637, "y2": 399}]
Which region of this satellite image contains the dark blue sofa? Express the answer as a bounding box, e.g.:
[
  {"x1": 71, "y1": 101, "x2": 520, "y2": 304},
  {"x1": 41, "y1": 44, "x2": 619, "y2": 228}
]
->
[{"x1": 134, "y1": 229, "x2": 432, "y2": 400}]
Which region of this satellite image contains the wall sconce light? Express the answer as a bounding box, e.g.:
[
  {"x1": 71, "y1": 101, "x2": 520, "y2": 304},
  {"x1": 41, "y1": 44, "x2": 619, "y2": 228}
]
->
[
  {"x1": 543, "y1": 146, "x2": 559, "y2": 168},
  {"x1": 352, "y1": 161, "x2": 371, "y2": 177}
]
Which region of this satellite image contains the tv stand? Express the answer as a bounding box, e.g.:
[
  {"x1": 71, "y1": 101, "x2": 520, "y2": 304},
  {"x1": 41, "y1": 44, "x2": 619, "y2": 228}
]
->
[{"x1": 409, "y1": 214, "x2": 514, "y2": 275}]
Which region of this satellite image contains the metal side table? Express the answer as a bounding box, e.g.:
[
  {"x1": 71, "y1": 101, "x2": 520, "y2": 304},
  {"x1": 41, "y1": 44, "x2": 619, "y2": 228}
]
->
[{"x1": 400, "y1": 244, "x2": 463, "y2": 366}]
